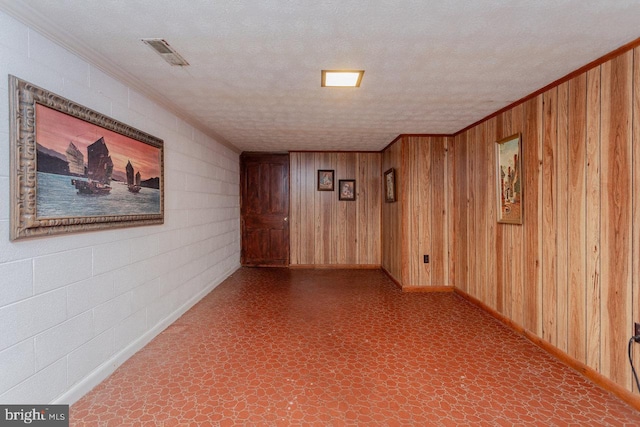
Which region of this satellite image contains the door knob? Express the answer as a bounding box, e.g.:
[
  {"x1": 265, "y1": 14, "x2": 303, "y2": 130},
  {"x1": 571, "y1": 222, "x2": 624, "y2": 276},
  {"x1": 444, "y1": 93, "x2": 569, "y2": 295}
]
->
[{"x1": 284, "y1": 216, "x2": 288, "y2": 222}]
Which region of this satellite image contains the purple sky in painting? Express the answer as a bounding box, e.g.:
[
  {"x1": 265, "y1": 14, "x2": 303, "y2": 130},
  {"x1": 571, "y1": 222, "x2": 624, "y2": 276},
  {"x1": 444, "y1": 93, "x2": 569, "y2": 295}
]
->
[{"x1": 36, "y1": 104, "x2": 161, "y2": 179}]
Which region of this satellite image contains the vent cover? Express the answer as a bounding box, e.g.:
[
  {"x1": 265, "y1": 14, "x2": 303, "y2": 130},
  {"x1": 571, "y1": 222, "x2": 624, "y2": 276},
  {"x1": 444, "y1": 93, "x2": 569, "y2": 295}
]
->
[{"x1": 141, "y1": 38, "x2": 189, "y2": 66}]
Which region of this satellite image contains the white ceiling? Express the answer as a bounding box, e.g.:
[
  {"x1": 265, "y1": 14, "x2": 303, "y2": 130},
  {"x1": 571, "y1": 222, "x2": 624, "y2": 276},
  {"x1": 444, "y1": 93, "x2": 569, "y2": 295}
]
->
[{"x1": 2, "y1": 1, "x2": 640, "y2": 153}]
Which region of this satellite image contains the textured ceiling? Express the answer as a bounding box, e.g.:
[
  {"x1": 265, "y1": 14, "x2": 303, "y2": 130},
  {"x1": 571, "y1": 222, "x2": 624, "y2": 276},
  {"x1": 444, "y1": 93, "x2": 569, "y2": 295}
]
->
[{"x1": 1, "y1": 1, "x2": 640, "y2": 152}]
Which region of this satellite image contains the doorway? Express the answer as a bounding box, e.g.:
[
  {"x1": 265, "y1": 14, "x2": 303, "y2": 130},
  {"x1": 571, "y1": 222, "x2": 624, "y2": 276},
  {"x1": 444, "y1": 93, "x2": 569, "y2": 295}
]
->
[{"x1": 240, "y1": 152, "x2": 290, "y2": 266}]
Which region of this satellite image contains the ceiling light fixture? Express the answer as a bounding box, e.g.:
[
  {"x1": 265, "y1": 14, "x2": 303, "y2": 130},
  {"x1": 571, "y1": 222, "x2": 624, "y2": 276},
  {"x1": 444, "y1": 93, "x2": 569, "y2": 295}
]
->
[
  {"x1": 321, "y1": 70, "x2": 364, "y2": 87},
  {"x1": 141, "y1": 38, "x2": 189, "y2": 66}
]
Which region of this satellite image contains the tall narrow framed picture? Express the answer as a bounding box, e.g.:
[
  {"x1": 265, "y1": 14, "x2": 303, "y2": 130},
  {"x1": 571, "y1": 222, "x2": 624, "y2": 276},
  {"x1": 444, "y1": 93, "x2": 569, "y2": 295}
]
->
[
  {"x1": 338, "y1": 179, "x2": 356, "y2": 201},
  {"x1": 495, "y1": 133, "x2": 522, "y2": 224},
  {"x1": 384, "y1": 168, "x2": 396, "y2": 203},
  {"x1": 9, "y1": 75, "x2": 164, "y2": 240},
  {"x1": 317, "y1": 169, "x2": 334, "y2": 191}
]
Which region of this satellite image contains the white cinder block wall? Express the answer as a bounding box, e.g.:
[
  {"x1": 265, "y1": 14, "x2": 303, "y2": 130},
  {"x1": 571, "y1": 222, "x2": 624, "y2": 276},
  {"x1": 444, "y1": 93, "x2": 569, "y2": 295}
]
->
[{"x1": 0, "y1": 11, "x2": 240, "y2": 404}]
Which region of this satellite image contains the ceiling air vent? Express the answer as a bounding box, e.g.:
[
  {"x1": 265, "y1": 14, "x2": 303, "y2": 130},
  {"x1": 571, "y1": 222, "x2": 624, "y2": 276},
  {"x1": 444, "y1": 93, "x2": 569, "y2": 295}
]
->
[{"x1": 141, "y1": 38, "x2": 189, "y2": 66}]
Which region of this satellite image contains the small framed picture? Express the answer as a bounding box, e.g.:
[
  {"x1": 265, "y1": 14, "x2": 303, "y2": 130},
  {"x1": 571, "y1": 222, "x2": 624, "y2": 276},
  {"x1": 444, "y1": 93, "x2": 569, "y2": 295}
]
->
[
  {"x1": 495, "y1": 133, "x2": 523, "y2": 224},
  {"x1": 338, "y1": 179, "x2": 356, "y2": 201},
  {"x1": 317, "y1": 169, "x2": 334, "y2": 191},
  {"x1": 384, "y1": 168, "x2": 396, "y2": 203}
]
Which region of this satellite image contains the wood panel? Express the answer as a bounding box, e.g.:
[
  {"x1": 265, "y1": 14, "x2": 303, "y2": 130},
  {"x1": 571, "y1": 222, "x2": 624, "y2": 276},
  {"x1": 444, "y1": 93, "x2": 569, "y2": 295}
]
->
[
  {"x1": 600, "y1": 51, "x2": 633, "y2": 386},
  {"x1": 357, "y1": 153, "x2": 382, "y2": 264},
  {"x1": 451, "y1": 133, "x2": 468, "y2": 293},
  {"x1": 290, "y1": 154, "x2": 301, "y2": 262},
  {"x1": 289, "y1": 152, "x2": 381, "y2": 266},
  {"x1": 523, "y1": 96, "x2": 543, "y2": 335},
  {"x1": 485, "y1": 119, "x2": 498, "y2": 310},
  {"x1": 475, "y1": 123, "x2": 488, "y2": 304},
  {"x1": 542, "y1": 87, "x2": 558, "y2": 345},
  {"x1": 467, "y1": 127, "x2": 478, "y2": 298},
  {"x1": 401, "y1": 136, "x2": 452, "y2": 287},
  {"x1": 403, "y1": 137, "x2": 422, "y2": 285},
  {"x1": 510, "y1": 103, "x2": 525, "y2": 327},
  {"x1": 556, "y1": 81, "x2": 570, "y2": 353},
  {"x1": 585, "y1": 68, "x2": 601, "y2": 369},
  {"x1": 431, "y1": 137, "x2": 448, "y2": 286},
  {"x1": 445, "y1": 137, "x2": 455, "y2": 288},
  {"x1": 565, "y1": 73, "x2": 588, "y2": 362},
  {"x1": 314, "y1": 153, "x2": 333, "y2": 263},
  {"x1": 499, "y1": 109, "x2": 513, "y2": 318},
  {"x1": 382, "y1": 141, "x2": 403, "y2": 280}
]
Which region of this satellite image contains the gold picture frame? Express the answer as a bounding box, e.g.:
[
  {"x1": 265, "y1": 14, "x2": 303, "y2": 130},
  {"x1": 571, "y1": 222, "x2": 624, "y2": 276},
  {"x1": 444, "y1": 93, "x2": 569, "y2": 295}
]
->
[{"x1": 9, "y1": 75, "x2": 164, "y2": 240}]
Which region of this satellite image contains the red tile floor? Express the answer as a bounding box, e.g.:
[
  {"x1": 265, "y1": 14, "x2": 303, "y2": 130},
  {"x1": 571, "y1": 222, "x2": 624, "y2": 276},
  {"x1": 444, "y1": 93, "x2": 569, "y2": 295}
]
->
[{"x1": 71, "y1": 268, "x2": 640, "y2": 426}]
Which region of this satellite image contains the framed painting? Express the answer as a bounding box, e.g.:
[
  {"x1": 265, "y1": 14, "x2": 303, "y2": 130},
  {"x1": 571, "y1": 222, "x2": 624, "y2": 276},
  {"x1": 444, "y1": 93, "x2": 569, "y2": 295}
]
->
[
  {"x1": 384, "y1": 168, "x2": 396, "y2": 203},
  {"x1": 317, "y1": 169, "x2": 334, "y2": 191},
  {"x1": 338, "y1": 179, "x2": 356, "y2": 201},
  {"x1": 9, "y1": 75, "x2": 164, "y2": 240},
  {"x1": 495, "y1": 133, "x2": 522, "y2": 224}
]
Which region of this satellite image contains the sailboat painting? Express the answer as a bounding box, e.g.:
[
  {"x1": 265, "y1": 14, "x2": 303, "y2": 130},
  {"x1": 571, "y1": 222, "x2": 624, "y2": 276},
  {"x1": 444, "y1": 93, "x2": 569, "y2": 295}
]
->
[
  {"x1": 9, "y1": 75, "x2": 164, "y2": 239},
  {"x1": 35, "y1": 103, "x2": 163, "y2": 217}
]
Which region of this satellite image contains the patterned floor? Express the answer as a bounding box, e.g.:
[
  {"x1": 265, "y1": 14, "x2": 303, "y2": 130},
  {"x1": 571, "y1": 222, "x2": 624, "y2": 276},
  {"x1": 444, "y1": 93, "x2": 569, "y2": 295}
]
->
[{"x1": 71, "y1": 268, "x2": 640, "y2": 426}]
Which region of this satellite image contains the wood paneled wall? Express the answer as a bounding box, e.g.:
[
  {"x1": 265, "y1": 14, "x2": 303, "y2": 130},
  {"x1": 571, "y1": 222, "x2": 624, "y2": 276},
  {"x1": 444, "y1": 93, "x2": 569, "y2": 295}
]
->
[
  {"x1": 382, "y1": 136, "x2": 453, "y2": 287},
  {"x1": 290, "y1": 152, "x2": 381, "y2": 266},
  {"x1": 451, "y1": 47, "x2": 640, "y2": 392},
  {"x1": 382, "y1": 141, "x2": 403, "y2": 279}
]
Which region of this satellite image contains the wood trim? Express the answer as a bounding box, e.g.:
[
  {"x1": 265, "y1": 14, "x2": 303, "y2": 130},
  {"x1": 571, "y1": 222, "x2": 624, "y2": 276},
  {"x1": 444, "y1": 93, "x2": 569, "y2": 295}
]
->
[
  {"x1": 399, "y1": 133, "x2": 453, "y2": 138},
  {"x1": 454, "y1": 288, "x2": 640, "y2": 412},
  {"x1": 400, "y1": 137, "x2": 409, "y2": 285},
  {"x1": 289, "y1": 264, "x2": 381, "y2": 269},
  {"x1": 402, "y1": 286, "x2": 454, "y2": 293},
  {"x1": 241, "y1": 151, "x2": 289, "y2": 157},
  {"x1": 288, "y1": 150, "x2": 380, "y2": 154},
  {"x1": 382, "y1": 134, "x2": 455, "y2": 152},
  {"x1": 454, "y1": 36, "x2": 640, "y2": 137},
  {"x1": 381, "y1": 135, "x2": 404, "y2": 152}
]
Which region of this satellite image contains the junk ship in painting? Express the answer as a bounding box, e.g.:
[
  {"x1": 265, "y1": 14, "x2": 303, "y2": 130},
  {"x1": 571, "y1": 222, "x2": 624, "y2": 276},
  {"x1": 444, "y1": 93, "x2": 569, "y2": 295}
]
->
[
  {"x1": 65, "y1": 142, "x2": 85, "y2": 176},
  {"x1": 71, "y1": 137, "x2": 113, "y2": 195},
  {"x1": 126, "y1": 160, "x2": 142, "y2": 193}
]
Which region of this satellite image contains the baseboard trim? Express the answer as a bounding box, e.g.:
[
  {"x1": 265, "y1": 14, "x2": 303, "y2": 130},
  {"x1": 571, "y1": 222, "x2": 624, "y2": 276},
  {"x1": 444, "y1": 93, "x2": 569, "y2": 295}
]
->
[
  {"x1": 403, "y1": 285, "x2": 455, "y2": 292},
  {"x1": 53, "y1": 263, "x2": 241, "y2": 405},
  {"x1": 289, "y1": 264, "x2": 380, "y2": 269},
  {"x1": 454, "y1": 288, "x2": 640, "y2": 412}
]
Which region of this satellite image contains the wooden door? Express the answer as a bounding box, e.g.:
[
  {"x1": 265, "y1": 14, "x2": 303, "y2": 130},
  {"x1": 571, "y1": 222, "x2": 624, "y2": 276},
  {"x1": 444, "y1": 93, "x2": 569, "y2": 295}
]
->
[{"x1": 240, "y1": 153, "x2": 290, "y2": 266}]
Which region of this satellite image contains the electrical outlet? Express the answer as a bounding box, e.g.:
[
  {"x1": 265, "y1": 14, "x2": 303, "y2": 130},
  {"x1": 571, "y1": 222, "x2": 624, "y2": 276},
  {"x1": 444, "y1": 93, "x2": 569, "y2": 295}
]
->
[
  {"x1": 635, "y1": 322, "x2": 640, "y2": 341},
  {"x1": 423, "y1": 255, "x2": 429, "y2": 263}
]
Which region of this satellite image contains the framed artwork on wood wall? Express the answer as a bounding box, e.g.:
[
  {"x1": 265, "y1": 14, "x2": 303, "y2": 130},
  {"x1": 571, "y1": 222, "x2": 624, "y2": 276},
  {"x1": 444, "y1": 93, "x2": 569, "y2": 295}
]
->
[
  {"x1": 9, "y1": 75, "x2": 165, "y2": 240},
  {"x1": 384, "y1": 168, "x2": 396, "y2": 203},
  {"x1": 338, "y1": 179, "x2": 356, "y2": 201},
  {"x1": 495, "y1": 133, "x2": 522, "y2": 224},
  {"x1": 317, "y1": 169, "x2": 334, "y2": 191}
]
